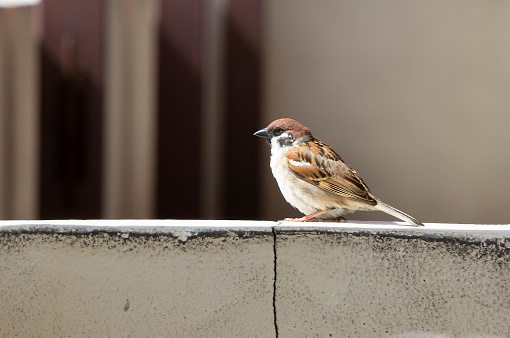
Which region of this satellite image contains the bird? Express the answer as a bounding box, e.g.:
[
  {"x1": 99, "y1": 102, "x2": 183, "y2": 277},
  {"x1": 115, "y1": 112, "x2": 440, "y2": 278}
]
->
[{"x1": 254, "y1": 118, "x2": 424, "y2": 226}]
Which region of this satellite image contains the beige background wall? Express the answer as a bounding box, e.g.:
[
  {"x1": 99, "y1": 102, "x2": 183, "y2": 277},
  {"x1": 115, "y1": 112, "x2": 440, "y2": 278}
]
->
[
  {"x1": 261, "y1": 0, "x2": 510, "y2": 224},
  {"x1": 1, "y1": 1, "x2": 509, "y2": 224},
  {"x1": 0, "y1": 5, "x2": 39, "y2": 220}
]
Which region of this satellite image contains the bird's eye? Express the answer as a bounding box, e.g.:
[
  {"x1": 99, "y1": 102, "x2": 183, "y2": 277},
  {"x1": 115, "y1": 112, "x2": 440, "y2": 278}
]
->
[{"x1": 273, "y1": 128, "x2": 283, "y2": 136}]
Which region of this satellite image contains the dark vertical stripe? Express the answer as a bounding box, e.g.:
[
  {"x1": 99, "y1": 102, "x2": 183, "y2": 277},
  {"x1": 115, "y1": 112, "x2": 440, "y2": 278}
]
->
[
  {"x1": 40, "y1": 0, "x2": 104, "y2": 218},
  {"x1": 157, "y1": 0, "x2": 203, "y2": 219},
  {"x1": 222, "y1": 0, "x2": 264, "y2": 219}
]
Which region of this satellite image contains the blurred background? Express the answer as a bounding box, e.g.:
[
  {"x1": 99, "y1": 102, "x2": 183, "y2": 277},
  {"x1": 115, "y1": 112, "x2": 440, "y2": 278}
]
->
[{"x1": 0, "y1": 0, "x2": 509, "y2": 223}]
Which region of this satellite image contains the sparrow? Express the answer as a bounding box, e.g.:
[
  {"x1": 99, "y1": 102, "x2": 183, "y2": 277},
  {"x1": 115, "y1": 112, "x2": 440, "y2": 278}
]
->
[{"x1": 254, "y1": 118, "x2": 423, "y2": 226}]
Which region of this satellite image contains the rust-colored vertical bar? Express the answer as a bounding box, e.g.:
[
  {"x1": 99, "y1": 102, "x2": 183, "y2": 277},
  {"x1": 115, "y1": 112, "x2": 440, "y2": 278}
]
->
[
  {"x1": 40, "y1": 0, "x2": 104, "y2": 218},
  {"x1": 222, "y1": 0, "x2": 264, "y2": 219},
  {"x1": 157, "y1": 0, "x2": 203, "y2": 218}
]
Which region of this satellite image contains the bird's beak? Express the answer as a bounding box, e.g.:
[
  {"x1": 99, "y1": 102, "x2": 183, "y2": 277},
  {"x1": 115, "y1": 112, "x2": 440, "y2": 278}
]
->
[{"x1": 254, "y1": 128, "x2": 270, "y2": 139}]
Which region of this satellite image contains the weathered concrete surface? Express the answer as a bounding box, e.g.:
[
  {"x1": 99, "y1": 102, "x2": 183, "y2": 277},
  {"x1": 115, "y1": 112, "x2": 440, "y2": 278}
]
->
[
  {"x1": 2, "y1": 220, "x2": 510, "y2": 337},
  {"x1": 275, "y1": 223, "x2": 510, "y2": 338},
  {"x1": 0, "y1": 220, "x2": 275, "y2": 337}
]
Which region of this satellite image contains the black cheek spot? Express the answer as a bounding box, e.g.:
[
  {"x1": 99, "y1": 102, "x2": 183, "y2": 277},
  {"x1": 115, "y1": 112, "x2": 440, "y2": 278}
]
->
[{"x1": 278, "y1": 137, "x2": 293, "y2": 147}]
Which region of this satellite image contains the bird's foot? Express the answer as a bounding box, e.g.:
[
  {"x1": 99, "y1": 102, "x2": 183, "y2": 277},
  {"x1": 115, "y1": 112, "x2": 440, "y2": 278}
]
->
[
  {"x1": 284, "y1": 217, "x2": 322, "y2": 222},
  {"x1": 283, "y1": 209, "x2": 334, "y2": 222}
]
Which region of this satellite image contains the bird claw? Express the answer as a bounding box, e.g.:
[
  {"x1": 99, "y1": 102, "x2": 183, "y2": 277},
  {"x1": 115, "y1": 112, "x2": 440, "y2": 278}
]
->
[{"x1": 284, "y1": 217, "x2": 308, "y2": 222}]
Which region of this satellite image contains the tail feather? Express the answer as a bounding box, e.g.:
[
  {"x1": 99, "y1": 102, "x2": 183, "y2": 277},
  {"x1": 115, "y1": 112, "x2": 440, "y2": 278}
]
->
[{"x1": 375, "y1": 200, "x2": 424, "y2": 227}]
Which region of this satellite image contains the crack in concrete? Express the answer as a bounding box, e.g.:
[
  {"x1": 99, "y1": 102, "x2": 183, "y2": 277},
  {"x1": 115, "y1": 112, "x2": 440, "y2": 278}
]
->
[{"x1": 272, "y1": 226, "x2": 279, "y2": 337}]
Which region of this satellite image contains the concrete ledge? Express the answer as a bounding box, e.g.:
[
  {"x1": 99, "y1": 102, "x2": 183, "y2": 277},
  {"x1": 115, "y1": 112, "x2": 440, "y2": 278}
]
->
[
  {"x1": 274, "y1": 222, "x2": 510, "y2": 337},
  {"x1": 0, "y1": 219, "x2": 274, "y2": 241},
  {"x1": 1, "y1": 220, "x2": 510, "y2": 337},
  {"x1": 0, "y1": 220, "x2": 275, "y2": 337}
]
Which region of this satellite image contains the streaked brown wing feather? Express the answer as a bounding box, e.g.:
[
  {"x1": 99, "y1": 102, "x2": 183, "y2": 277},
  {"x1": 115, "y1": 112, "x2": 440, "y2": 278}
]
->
[{"x1": 286, "y1": 140, "x2": 376, "y2": 205}]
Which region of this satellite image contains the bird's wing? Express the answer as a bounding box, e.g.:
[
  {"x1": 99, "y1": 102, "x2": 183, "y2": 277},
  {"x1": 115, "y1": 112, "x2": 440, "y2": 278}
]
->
[{"x1": 286, "y1": 140, "x2": 377, "y2": 205}]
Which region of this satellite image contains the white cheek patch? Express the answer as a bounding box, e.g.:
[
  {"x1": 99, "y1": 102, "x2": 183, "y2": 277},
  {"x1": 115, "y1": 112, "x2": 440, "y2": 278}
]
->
[
  {"x1": 270, "y1": 132, "x2": 294, "y2": 170},
  {"x1": 270, "y1": 133, "x2": 292, "y2": 150}
]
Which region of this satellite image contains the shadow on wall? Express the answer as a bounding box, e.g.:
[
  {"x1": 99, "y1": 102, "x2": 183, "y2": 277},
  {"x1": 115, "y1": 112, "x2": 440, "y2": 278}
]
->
[
  {"x1": 39, "y1": 0, "x2": 104, "y2": 219},
  {"x1": 27, "y1": 0, "x2": 265, "y2": 220}
]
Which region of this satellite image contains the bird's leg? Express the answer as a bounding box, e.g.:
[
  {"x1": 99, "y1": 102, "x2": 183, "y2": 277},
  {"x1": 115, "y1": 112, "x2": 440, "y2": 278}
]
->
[{"x1": 284, "y1": 209, "x2": 332, "y2": 222}]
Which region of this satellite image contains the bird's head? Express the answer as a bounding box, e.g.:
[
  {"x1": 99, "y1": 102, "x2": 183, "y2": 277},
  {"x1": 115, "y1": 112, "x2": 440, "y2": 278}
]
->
[{"x1": 253, "y1": 118, "x2": 313, "y2": 149}]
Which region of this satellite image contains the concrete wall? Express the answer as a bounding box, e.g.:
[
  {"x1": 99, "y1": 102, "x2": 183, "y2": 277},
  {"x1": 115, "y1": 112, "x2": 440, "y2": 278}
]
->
[
  {"x1": 276, "y1": 224, "x2": 510, "y2": 337},
  {"x1": 1, "y1": 220, "x2": 510, "y2": 337},
  {"x1": 0, "y1": 220, "x2": 275, "y2": 337}
]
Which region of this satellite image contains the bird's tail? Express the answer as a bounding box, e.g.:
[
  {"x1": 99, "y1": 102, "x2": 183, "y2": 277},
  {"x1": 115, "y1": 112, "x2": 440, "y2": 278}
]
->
[{"x1": 374, "y1": 200, "x2": 424, "y2": 227}]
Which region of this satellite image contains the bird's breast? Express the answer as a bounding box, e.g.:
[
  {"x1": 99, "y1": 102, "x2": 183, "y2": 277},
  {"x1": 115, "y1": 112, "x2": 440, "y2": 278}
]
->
[
  {"x1": 270, "y1": 154, "x2": 331, "y2": 215},
  {"x1": 269, "y1": 153, "x2": 373, "y2": 217}
]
